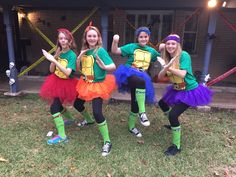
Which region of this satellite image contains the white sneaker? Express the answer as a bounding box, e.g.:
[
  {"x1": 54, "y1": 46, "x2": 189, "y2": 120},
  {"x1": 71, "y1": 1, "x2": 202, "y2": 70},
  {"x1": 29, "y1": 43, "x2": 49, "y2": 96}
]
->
[
  {"x1": 101, "y1": 142, "x2": 112, "y2": 157},
  {"x1": 77, "y1": 120, "x2": 94, "y2": 127},
  {"x1": 129, "y1": 127, "x2": 142, "y2": 137},
  {"x1": 139, "y1": 113, "x2": 150, "y2": 126}
]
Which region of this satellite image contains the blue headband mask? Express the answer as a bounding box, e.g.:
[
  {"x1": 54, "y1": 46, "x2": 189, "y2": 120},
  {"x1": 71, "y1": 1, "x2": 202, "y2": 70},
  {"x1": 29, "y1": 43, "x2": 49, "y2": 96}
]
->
[{"x1": 135, "y1": 27, "x2": 151, "y2": 37}]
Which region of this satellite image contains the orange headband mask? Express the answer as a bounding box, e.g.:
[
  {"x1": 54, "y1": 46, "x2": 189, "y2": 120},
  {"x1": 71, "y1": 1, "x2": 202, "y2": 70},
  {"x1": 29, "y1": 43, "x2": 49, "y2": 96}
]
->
[{"x1": 84, "y1": 22, "x2": 98, "y2": 33}]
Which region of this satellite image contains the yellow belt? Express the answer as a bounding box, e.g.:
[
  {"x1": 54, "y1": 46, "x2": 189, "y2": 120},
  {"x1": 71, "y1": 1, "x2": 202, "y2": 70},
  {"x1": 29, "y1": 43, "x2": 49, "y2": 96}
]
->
[
  {"x1": 131, "y1": 65, "x2": 145, "y2": 72},
  {"x1": 173, "y1": 82, "x2": 186, "y2": 90},
  {"x1": 83, "y1": 75, "x2": 94, "y2": 83}
]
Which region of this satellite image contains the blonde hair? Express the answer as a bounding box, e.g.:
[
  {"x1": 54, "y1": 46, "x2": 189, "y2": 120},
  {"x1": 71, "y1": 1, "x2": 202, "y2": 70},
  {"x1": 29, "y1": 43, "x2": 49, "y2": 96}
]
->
[
  {"x1": 162, "y1": 34, "x2": 182, "y2": 69},
  {"x1": 81, "y1": 26, "x2": 102, "y2": 53}
]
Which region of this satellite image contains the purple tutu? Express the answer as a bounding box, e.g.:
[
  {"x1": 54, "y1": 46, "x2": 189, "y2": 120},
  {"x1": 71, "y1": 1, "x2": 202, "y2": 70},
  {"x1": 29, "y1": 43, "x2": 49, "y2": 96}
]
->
[
  {"x1": 162, "y1": 84, "x2": 213, "y2": 107},
  {"x1": 113, "y1": 65, "x2": 156, "y2": 103}
]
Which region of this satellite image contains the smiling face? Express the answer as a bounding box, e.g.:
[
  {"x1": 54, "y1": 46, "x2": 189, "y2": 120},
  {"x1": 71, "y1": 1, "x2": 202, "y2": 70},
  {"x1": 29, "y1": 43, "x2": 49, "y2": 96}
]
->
[
  {"x1": 58, "y1": 32, "x2": 70, "y2": 50},
  {"x1": 86, "y1": 29, "x2": 99, "y2": 48},
  {"x1": 165, "y1": 40, "x2": 178, "y2": 56},
  {"x1": 137, "y1": 31, "x2": 150, "y2": 47}
]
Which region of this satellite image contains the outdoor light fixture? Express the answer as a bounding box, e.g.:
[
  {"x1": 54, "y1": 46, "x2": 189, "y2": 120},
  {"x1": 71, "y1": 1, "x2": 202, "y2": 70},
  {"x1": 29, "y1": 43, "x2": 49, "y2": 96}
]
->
[
  {"x1": 9, "y1": 62, "x2": 15, "y2": 69},
  {"x1": 9, "y1": 78, "x2": 15, "y2": 85},
  {"x1": 208, "y1": 0, "x2": 218, "y2": 8},
  {"x1": 222, "y1": 1, "x2": 227, "y2": 7},
  {"x1": 6, "y1": 70, "x2": 10, "y2": 77},
  {"x1": 6, "y1": 62, "x2": 17, "y2": 87},
  {"x1": 18, "y1": 11, "x2": 26, "y2": 19}
]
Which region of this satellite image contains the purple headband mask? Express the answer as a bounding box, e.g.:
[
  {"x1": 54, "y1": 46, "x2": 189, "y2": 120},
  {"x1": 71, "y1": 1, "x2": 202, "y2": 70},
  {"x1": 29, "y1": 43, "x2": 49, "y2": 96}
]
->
[{"x1": 164, "y1": 35, "x2": 180, "y2": 43}]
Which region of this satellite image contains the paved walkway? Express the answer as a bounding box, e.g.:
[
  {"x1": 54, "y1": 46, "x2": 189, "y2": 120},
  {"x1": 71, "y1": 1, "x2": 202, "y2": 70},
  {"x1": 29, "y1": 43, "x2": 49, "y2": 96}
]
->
[{"x1": 0, "y1": 76, "x2": 236, "y2": 111}]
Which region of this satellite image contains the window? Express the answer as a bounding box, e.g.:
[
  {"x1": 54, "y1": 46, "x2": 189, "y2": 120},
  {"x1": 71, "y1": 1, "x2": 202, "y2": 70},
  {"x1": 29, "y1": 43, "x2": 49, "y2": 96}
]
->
[
  {"x1": 183, "y1": 13, "x2": 199, "y2": 54},
  {"x1": 125, "y1": 14, "x2": 135, "y2": 43},
  {"x1": 107, "y1": 14, "x2": 113, "y2": 51},
  {"x1": 125, "y1": 11, "x2": 173, "y2": 45}
]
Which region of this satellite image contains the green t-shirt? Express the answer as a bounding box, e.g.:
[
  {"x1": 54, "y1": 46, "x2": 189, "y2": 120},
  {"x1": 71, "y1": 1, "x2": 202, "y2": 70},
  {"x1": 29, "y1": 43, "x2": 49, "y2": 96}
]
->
[
  {"x1": 54, "y1": 49, "x2": 76, "y2": 79},
  {"x1": 120, "y1": 43, "x2": 160, "y2": 71},
  {"x1": 180, "y1": 51, "x2": 198, "y2": 90},
  {"x1": 80, "y1": 47, "x2": 114, "y2": 82}
]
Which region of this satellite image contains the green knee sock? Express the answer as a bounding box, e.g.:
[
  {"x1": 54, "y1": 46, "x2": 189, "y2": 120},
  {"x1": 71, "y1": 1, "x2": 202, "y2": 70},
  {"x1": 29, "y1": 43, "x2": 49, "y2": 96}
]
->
[
  {"x1": 171, "y1": 126, "x2": 181, "y2": 149},
  {"x1": 128, "y1": 112, "x2": 138, "y2": 130},
  {"x1": 164, "y1": 108, "x2": 172, "y2": 117},
  {"x1": 61, "y1": 108, "x2": 74, "y2": 120},
  {"x1": 135, "y1": 88, "x2": 146, "y2": 113},
  {"x1": 81, "y1": 109, "x2": 94, "y2": 123},
  {"x1": 53, "y1": 113, "x2": 66, "y2": 138},
  {"x1": 98, "y1": 120, "x2": 110, "y2": 144}
]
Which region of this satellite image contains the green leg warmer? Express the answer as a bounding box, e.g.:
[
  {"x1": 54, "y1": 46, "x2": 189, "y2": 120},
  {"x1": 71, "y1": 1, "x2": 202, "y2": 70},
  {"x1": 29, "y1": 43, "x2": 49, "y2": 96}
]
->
[
  {"x1": 53, "y1": 113, "x2": 66, "y2": 138},
  {"x1": 164, "y1": 108, "x2": 172, "y2": 117},
  {"x1": 171, "y1": 126, "x2": 181, "y2": 149},
  {"x1": 128, "y1": 112, "x2": 138, "y2": 130},
  {"x1": 81, "y1": 109, "x2": 94, "y2": 123},
  {"x1": 61, "y1": 108, "x2": 74, "y2": 120},
  {"x1": 135, "y1": 88, "x2": 146, "y2": 113},
  {"x1": 98, "y1": 120, "x2": 110, "y2": 144}
]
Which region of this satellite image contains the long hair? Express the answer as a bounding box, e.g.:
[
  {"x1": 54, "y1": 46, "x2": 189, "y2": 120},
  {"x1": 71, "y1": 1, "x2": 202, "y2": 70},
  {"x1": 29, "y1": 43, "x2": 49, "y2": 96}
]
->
[
  {"x1": 54, "y1": 28, "x2": 77, "y2": 58},
  {"x1": 162, "y1": 34, "x2": 182, "y2": 69},
  {"x1": 81, "y1": 25, "x2": 102, "y2": 53}
]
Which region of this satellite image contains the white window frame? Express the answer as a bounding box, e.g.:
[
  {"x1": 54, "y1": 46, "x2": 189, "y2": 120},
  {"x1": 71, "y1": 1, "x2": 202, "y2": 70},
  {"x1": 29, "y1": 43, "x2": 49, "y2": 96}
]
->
[
  {"x1": 183, "y1": 12, "x2": 199, "y2": 54},
  {"x1": 124, "y1": 10, "x2": 174, "y2": 43}
]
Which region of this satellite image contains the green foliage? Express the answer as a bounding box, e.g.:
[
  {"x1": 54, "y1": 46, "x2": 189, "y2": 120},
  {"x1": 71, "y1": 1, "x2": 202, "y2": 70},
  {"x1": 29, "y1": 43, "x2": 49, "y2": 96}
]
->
[{"x1": 0, "y1": 94, "x2": 236, "y2": 177}]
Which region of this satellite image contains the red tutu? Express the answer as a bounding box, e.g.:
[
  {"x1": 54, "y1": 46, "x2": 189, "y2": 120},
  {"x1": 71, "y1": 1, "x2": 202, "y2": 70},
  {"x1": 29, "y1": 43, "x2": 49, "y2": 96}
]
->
[
  {"x1": 76, "y1": 74, "x2": 117, "y2": 101},
  {"x1": 40, "y1": 74, "x2": 78, "y2": 104}
]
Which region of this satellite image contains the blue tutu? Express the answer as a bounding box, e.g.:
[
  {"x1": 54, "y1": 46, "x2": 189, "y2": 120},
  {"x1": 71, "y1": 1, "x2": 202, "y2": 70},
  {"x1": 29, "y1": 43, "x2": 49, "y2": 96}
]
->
[
  {"x1": 162, "y1": 84, "x2": 213, "y2": 107},
  {"x1": 113, "y1": 65, "x2": 156, "y2": 103}
]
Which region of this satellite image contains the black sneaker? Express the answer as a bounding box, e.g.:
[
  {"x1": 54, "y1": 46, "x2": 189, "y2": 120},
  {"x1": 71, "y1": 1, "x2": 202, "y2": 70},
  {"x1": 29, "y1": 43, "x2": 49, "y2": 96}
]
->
[
  {"x1": 164, "y1": 144, "x2": 181, "y2": 156},
  {"x1": 77, "y1": 120, "x2": 94, "y2": 127},
  {"x1": 139, "y1": 112, "x2": 150, "y2": 126},
  {"x1": 101, "y1": 142, "x2": 112, "y2": 157},
  {"x1": 129, "y1": 127, "x2": 142, "y2": 137},
  {"x1": 64, "y1": 119, "x2": 75, "y2": 126},
  {"x1": 163, "y1": 125, "x2": 172, "y2": 130}
]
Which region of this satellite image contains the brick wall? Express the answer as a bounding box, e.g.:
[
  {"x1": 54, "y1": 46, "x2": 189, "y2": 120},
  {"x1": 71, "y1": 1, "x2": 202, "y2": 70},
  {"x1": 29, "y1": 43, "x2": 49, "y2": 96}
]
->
[
  {"x1": 19, "y1": 8, "x2": 236, "y2": 84},
  {"x1": 19, "y1": 9, "x2": 100, "y2": 75},
  {"x1": 210, "y1": 11, "x2": 236, "y2": 84},
  {"x1": 163, "y1": 9, "x2": 236, "y2": 84}
]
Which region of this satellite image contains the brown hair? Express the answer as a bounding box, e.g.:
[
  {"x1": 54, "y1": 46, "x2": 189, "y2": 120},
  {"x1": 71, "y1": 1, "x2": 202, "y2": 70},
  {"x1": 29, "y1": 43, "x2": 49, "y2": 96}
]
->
[{"x1": 54, "y1": 28, "x2": 77, "y2": 58}]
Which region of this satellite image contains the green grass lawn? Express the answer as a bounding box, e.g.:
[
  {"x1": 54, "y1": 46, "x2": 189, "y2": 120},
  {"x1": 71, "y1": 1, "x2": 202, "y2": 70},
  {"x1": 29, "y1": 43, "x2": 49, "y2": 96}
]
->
[{"x1": 0, "y1": 93, "x2": 236, "y2": 177}]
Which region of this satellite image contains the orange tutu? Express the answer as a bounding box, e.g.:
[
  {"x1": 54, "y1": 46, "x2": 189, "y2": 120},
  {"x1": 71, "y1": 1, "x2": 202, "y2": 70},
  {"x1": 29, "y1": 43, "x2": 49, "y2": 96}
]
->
[{"x1": 76, "y1": 74, "x2": 117, "y2": 101}]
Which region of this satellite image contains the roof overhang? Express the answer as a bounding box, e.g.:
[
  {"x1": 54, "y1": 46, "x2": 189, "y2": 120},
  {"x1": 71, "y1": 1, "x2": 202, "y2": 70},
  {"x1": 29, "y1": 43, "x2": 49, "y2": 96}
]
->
[{"x1": 0, "y1": 0, "x2": 235, "y2": 10}]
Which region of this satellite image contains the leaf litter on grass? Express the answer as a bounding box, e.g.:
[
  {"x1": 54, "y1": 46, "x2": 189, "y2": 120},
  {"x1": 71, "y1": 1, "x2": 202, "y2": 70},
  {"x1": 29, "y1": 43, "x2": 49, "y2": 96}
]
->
[
  {"x1": 1, "y1": 95, "x2": 236, "y2": 176},
  {"x1": 211, "y1": 164, "x2": 236, "y2": 177}
]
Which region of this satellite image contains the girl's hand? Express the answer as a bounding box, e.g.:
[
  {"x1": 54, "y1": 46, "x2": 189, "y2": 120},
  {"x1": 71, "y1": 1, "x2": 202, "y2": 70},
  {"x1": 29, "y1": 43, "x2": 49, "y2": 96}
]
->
[
  {"x1": 164, "y1": 56, "x2": 177, "y2": 69},
  {"x1": 157, "y1": 57, "x2": 166, "y2": 67},
  {"x1": 95, "y1": 54, "x2": 106, "y2": 70},
  {"x1": 158, "y1": 43, "x2": 165, "y2": 52},
  {"x1": 77, "y1": 49, "x2": 89, "y2": 61},
  {"x1": 80, "y1": 49, "x2": 89, "y2": 56},
  {"x1": 42, "y1": 49, "x2": 56, "y2": 63},
  {"x1": 113, "y1": 34, "x2": 120, "y2": 43},
  {"x1": 77, "y1": 49, "x2": 88, "y2": 64}
]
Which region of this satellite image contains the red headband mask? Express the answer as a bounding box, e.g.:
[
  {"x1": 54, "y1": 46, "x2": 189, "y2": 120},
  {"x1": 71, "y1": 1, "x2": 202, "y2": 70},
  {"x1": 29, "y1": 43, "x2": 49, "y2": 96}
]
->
[{"x1": 57, "y1": 28, "x2": 73, "y2": 41}]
